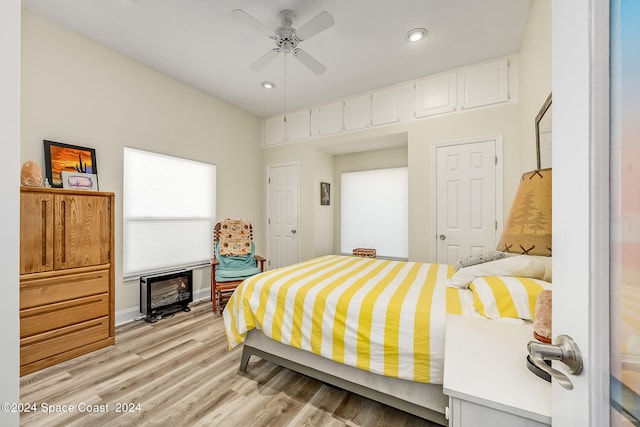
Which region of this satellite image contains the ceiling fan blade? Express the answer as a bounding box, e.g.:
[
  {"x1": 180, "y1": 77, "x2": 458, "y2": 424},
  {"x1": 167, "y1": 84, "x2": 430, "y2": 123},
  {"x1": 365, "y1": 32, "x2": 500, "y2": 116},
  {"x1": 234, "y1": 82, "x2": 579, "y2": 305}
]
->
[
  {"x1": 293, "y1": 48, "x2": 327, "y2": 75},
  {"x1": 295, "y1": 11, "x2": 335, "y2": 40},
  {"x1": 231, "y1": 9, "x2": 276, "y2": 39},
  {"x1": 250, "y1": 48, "x2": 280, "y2": 71}
]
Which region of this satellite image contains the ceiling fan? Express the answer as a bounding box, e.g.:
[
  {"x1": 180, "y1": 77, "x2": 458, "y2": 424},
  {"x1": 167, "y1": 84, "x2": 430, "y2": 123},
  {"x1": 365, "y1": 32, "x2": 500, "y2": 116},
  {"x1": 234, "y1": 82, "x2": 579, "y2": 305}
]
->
[{"x1": 231, "y1": 8, "x2": 335, "y2": 75}]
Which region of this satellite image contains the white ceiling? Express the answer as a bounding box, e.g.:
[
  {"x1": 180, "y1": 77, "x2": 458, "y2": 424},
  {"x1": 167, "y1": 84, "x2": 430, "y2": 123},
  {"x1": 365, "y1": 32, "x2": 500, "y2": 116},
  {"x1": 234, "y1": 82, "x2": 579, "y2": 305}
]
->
[{"x1": 21, "y1": 0, "x2": 532, "y2": 119}]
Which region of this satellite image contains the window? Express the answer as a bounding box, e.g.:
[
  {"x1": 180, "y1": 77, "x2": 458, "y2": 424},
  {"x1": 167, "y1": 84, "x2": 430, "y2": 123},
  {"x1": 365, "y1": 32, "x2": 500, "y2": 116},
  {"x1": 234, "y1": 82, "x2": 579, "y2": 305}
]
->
[
  {"x1": 341, "y1": 167, "x2": 408, "y2": 258},
  {"x1": 123, "y1": 147, "x2": 216, "y2": 279}
]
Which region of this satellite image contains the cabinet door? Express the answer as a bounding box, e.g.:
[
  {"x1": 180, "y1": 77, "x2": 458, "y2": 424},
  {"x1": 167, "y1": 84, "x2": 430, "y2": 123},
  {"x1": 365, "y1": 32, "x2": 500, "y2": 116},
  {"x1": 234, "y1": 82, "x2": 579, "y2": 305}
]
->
[
  {"x1": 20, "y1": 192, "x2": 54, "y2": 274},
  {"x1": 344, "y1": 94, "x2": 371, "y2": 130},
  {"x1": 458, "y1": 58, "x2": 509, "y2": 110},
  {"x1": 318, "y1": 101, "x2": 344, "y2": 135},
  {"x1": 285, "y1": 109, "x2": 311, "y2": 141},
  {"x1": 54, "y1": 194, "x2": 111, "y2": 270},
  {"x1": 372, "y1": 87, "x2": 401, "y2": 125},
  {"x1": 264, "y1": 115, "x2": 285, "y2": 146},
  {"x1": 415, "y1": 73, "x2": 457, "y2": 118}
]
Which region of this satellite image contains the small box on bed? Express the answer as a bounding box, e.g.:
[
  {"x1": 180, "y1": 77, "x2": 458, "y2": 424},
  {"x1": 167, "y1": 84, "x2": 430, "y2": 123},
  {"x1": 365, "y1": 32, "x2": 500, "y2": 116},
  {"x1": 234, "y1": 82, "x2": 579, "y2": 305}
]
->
[{"x1": 353, "y1": 248, "x2": 376, "y2": 258}]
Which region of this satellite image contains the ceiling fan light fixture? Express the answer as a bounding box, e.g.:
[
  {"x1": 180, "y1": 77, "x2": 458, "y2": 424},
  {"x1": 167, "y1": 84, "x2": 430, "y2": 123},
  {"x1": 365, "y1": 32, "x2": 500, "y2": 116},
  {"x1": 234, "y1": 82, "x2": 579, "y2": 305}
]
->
[
  {"x1": 405, "y1": 27, "x2": 427, "y2": 43},
  {"x1": 261, "y1": 81, "x2": 276, "y2": 89}
]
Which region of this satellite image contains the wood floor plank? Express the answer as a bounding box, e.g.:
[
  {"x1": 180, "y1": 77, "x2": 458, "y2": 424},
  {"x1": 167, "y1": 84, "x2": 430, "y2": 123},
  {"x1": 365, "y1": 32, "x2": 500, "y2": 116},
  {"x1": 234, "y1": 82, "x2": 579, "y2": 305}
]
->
[{"x1": 20, "y1": 300, "x2": 441, "y2": 426}]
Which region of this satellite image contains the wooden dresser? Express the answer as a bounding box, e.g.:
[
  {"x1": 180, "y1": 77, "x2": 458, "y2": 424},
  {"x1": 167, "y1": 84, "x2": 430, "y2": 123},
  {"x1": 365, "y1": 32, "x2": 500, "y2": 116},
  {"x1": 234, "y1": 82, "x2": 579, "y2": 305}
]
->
[{"x1": 19, "y1": 187, "x2": 115, "y2": 376}]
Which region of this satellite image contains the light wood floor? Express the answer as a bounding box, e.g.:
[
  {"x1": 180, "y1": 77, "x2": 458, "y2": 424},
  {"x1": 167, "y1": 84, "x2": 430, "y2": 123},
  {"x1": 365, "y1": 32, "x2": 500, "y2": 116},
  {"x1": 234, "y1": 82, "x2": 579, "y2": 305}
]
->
[{"x1": 20, "y1": 301, "x2": 440, "y2": 427}]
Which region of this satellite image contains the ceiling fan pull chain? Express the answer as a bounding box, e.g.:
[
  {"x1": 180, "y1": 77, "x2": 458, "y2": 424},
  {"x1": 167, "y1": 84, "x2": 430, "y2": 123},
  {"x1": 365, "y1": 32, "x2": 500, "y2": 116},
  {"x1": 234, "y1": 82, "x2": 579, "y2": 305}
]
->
[{"x1": 283, "y1": 53, "x2": 287, "y2": 128}]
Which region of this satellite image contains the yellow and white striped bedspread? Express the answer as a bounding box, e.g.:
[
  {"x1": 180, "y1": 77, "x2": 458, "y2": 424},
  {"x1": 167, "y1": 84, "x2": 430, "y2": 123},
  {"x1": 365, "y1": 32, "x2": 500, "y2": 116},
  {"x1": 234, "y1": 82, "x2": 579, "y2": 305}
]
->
[{"x1": 223, "y1": 255, "x2": 462, "y2": 384}]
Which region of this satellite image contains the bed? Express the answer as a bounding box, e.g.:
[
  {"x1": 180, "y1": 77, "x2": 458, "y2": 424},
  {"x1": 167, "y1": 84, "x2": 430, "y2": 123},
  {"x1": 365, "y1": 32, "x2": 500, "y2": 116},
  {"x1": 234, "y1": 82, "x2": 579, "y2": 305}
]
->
[{"x1": 223, "y1": 254, "x2": 551, "y2": 425}]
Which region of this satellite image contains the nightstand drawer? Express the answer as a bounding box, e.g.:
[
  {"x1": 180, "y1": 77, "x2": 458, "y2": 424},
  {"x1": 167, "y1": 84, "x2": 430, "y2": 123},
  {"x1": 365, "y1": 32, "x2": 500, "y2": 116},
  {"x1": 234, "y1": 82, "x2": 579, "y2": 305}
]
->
[{"x1": 449, "y1": 397, "x2": 549, "y2": 427}]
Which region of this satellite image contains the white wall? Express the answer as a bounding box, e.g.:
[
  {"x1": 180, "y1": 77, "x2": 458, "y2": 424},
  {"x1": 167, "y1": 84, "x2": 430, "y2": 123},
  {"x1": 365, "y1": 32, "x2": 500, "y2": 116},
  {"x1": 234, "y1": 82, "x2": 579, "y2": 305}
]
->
[
  {"x1": 20, "y1": 11, "x2": 264, "y2": 320},
  {"x1": 0, "y1": 0, "x2": 21, "y2": 424}
]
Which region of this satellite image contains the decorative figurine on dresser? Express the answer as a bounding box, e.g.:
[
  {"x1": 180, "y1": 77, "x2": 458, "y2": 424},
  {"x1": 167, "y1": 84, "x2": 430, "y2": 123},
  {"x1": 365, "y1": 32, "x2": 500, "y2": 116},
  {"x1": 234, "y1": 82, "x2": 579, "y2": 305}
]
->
[{"x1": 19, "y1": 185, "x2": 115, "y2": 375}]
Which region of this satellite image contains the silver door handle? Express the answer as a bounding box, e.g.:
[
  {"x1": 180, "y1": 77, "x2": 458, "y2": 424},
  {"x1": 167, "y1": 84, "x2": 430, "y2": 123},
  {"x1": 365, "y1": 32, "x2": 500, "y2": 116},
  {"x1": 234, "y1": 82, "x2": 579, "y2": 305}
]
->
[
  {"x1": 291, "y1": 229, "x2": 297, "y2": 234},
  {"x1": 527, "y1": 335, "x2": 583, "y2": 390},
  {"x1": 439, "y1": 234, "x2": 446, "y2": 240}
]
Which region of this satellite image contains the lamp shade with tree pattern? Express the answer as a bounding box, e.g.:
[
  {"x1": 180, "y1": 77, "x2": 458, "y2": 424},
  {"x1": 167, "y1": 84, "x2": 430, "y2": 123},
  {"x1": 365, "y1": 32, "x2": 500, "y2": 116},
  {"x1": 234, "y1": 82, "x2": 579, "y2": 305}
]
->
[{"x1": 497, "y1": 168, "x2": 552, "y2": 256}]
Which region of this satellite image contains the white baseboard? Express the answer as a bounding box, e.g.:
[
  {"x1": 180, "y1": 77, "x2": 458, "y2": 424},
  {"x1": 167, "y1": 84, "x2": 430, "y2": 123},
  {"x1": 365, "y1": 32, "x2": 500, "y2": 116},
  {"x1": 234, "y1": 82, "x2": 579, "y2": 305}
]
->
[{"x1": 115, "y1": 287, "x2": 211, "y2": 326}]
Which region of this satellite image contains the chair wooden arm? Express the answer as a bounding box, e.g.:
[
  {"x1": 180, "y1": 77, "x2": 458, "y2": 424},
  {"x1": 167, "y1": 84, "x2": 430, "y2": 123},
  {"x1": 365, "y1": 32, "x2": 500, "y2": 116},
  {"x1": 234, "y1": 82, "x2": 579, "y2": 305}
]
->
[{"x1": 255, "y1": 255, "x2": 266, "y2": 272}]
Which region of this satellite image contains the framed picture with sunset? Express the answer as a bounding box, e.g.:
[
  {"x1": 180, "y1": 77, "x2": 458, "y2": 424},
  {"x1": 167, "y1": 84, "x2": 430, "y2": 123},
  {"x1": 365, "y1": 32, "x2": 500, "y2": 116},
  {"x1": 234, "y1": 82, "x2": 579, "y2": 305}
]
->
[{"x1": 43, "y1": 140, "x2": 98, "y2": 188}]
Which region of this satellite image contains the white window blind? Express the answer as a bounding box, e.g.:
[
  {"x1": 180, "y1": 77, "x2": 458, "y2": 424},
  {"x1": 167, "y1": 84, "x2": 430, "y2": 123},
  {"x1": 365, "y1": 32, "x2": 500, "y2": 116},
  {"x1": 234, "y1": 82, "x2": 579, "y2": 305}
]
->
[
  {"x1": 341, "y1": 167, "x2": 408, "y2": 258},
  {"x1": 123, "y1": 147, "x2": 216, "y2": 278}
]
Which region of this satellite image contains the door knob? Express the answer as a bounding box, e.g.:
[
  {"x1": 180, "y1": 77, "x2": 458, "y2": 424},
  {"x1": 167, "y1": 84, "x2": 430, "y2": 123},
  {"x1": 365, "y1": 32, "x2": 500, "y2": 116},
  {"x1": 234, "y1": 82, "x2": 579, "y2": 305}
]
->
[
  {"x1": 527, "y1": 335, "x2": 583, "y2": 390},
  {"x1": 291, "y1": 229, "x2": 297, "y2": 234},
  {"x1": 439, "y1": 234, "x2": 446, "y2": 240}
]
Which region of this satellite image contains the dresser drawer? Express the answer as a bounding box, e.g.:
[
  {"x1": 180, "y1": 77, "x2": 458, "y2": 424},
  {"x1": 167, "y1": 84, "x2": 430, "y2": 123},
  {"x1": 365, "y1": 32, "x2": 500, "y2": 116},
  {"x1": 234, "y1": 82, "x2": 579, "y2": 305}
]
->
[
  {"x1": 20, "y1": 316, "x2": 110, "y2": 367},
  {"x1": 20, "y1": 266, "x2": 110, "y2": 309},
  {"x1": 20, "y1": 293, "x2": 109, "y2": 338}
]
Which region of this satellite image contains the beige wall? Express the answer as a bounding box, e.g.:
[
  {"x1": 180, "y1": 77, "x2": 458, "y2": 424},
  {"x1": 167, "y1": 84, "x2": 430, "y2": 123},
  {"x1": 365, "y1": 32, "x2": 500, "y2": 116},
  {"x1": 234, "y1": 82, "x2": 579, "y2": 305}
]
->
[
  {"x1": 20, "y1": 11, "x2": 263, "y2": 318},
  {"x1": 518, "y1": 0, "x2": 552, "y2": 171},
  {"x1": 333, "y1": 145, "x2": 409, "y2": 255}
]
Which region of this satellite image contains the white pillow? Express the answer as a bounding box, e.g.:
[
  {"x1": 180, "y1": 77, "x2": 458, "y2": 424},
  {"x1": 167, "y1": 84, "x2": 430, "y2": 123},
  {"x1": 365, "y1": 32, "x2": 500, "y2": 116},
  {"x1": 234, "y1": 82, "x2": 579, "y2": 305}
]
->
[
  {"x1": 447, "y1": 255, "x2": 546, "y2": 288},
  {"x1": 527, "y1": 255, "x2": 552, "y2": 282}
]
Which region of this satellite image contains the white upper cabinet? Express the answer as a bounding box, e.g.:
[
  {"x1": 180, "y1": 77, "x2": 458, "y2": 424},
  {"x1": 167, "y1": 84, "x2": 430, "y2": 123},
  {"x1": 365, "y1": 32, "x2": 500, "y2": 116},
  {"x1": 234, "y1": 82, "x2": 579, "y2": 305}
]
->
[
  {"x1": 317, "y1": 101, "x2": 343, "y2": 136},
  {"x1": 264, "y1": 115, "x2": 285, "y2": 146},
  {"x1": 285, "y1": 109, "x2": 311, "y2": 141},
  {"x1": 458, "y1": 58, "x2": 509, "y2": 110},
  {"x1": 415, "y1": 72, "x2": 457, "y2": 118},
  {"x1": 371, "y1": 86, "x2": 401, "y2": 125},
  {"x1": 261, "y1": 56, "x2": 516, "y2": 146},
  {"x1": 344, "y1": 94, "x2": 371, "y2": 131},
  {"x1": 263, "y1": 109, "x2": 311, "y2": 145}
]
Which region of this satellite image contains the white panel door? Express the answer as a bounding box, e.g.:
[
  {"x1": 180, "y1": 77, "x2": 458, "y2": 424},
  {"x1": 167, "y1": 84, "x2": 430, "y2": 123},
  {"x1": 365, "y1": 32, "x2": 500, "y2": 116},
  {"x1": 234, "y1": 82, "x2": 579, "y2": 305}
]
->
[
  {"x1": 267, "y1": 163, "x2": 299, "y2": 270},
  {"x1": 435, "y1": 139, "x2": 497, "y2": 265}
]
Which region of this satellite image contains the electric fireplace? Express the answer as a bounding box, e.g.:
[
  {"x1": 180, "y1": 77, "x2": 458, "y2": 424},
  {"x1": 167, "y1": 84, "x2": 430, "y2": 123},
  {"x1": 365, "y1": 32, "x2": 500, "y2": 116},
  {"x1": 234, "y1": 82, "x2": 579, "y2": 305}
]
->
[{"x1": 140, "y1": 269, "x2": 193, "y2": 323}]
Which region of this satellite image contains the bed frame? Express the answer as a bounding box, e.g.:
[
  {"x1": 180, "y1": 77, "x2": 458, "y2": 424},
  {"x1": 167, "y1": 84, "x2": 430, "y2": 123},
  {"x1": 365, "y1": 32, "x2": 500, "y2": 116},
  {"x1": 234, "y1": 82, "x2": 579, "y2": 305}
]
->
[{"x1": 239, "y1": 330, "x2": 448, "y2": 426}]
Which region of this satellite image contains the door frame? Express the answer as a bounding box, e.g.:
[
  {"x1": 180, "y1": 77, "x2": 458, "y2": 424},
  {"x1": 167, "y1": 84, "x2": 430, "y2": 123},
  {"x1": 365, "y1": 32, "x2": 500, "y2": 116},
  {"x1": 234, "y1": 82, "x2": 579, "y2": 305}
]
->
[
  {"x1": 266, "y1": 161, "x2": 300, "y2": 270},
  {"x1": 430, "y1": 135, "x2": 504, "y2": 262},
  {"x1": 552, "y1": 0, "x2": 610, "y2": 424}
]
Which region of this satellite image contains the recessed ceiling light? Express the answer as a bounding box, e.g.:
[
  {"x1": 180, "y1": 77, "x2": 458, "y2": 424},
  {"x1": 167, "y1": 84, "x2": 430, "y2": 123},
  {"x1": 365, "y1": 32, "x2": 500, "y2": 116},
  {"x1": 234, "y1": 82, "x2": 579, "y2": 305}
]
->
[
  {"x1": 405, "y1": 28, "x2": 427, "y2": 43},
  {"x1": 261, "y1": 81, "x2": 276, "y2": 89}
]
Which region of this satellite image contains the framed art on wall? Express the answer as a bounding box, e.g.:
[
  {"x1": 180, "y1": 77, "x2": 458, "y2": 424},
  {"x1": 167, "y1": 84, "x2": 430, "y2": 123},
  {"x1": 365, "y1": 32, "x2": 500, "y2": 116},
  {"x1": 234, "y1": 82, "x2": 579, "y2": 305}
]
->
[
  {"x1": 320, "y1": 182, "x2": 330, "y2": 205},
  {"x1": 44, "y1": 140, "x2": 97, "y2": 188},
  {"x1": 61, "y1": 171, "x2": 99, "y2": 191}
]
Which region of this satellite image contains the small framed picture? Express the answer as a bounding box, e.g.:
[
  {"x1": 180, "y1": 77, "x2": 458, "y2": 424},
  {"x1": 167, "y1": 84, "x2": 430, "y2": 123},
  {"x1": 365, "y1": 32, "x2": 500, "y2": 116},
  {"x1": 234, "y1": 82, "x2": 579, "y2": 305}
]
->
[
  {"x1": 320, "y1": 182, "x2": 330, "y2": 205},
  {"x1": 44, "y1": 140, "x2": 98, "y2": 188},
  {"x1": 61, "y1": 171, "x2": 99, "y2": 191}
]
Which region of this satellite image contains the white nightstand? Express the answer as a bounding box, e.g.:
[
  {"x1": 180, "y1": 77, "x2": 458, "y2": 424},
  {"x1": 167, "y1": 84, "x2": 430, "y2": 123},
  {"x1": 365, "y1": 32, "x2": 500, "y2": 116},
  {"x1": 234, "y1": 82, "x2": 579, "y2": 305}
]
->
[{"x1": 443, "y1": 314, "x2": 551, "y2": 427}]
